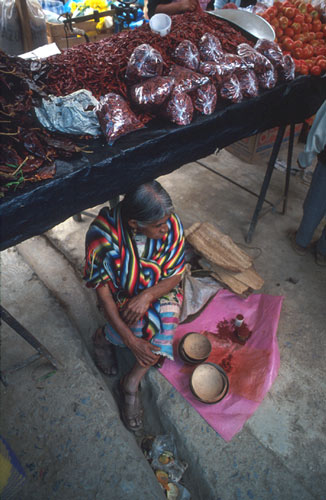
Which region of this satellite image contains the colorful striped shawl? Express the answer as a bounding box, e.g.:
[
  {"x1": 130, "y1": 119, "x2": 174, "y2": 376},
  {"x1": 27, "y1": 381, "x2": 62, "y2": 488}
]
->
[{"x1": 84, "y1": 205, "x2": 185, "y2": 340}]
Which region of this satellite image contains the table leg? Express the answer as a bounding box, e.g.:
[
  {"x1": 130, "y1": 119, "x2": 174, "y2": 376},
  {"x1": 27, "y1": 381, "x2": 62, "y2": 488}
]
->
[
  {"x1": 283, "y1": 123, "x2": 295, "y2": 215},
  {"x1": 0, "y1": 306, "x2": 59, "y2": 384},
  {"x1": 246, "y1": 125, "x2": 286, "y2": 243}
]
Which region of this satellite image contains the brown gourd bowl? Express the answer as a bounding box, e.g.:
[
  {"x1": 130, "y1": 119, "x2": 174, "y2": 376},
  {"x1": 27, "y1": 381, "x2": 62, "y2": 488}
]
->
[
  {"x1": 178, "y1": 332, "x2": 212, "y2": 365},
  {"x1": 190, "y1": 362, "x2": 229, "y2": 404}
]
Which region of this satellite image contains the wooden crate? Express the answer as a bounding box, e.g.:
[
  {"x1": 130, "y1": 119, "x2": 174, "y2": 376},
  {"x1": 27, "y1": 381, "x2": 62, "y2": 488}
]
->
[{"x1": 46, "y1": 20, "x2": 114, "y2": 50}]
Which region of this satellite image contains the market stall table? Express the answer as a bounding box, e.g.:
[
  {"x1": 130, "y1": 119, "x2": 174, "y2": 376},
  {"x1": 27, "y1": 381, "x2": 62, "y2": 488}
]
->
[{"x1": 1, "y1": 75, "x2": 326, "y2": 251}]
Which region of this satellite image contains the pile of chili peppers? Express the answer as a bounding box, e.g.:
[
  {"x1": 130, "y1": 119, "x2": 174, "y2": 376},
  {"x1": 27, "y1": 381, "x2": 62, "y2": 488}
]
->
[
  {"x1": 0, "y1": 51, "x2": 88, "y2": 196},
  {"x1": 40, "y1": 10, "x2": 253, "y2": 124},
  {"x1": 1, "y1": 9, "x2": 252, "y2": 194}
]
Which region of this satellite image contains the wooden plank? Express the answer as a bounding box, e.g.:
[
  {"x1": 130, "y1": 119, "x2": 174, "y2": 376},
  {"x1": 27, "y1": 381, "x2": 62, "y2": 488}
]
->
[{"x1": 15, "y1": 0, "x2": 33, "y2": 52}]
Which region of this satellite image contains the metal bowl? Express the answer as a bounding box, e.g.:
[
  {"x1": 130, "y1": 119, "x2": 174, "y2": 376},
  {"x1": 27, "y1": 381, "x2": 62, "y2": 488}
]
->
[
  {"x1": 208, "y1": 9, "x2": 275, "y2": 41},
  {"x1": 178, "y1": 332, "x2": 212, "y2": 364},
  {"x1": 190, "y1": 362, "x2": 229, "y2": 404}
]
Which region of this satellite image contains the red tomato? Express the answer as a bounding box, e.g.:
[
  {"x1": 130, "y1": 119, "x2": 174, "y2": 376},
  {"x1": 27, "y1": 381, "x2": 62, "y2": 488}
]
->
[
  {"x1": 312, "y1": 20, "x2": 322, "y2": 32},
  {"x1": 298, "y1": 2, "x2": 307, "y2": 13},
  {"x1": 308, "y1": 32, "x2": 316, "y2": 41},
  {"x1": 279, "y1": 16, "x2": 289, "y2": 29},
  {"x1": 304, "y1": 44, "x2": 314, "y2": 57},
  {"x1": 271, "y1": 18, "x2": 280, "y2": 28},
  {"x1": 275, "y1": 27, "x2": 284, "y2": 38},
  {"x1": 322, "y1": 25, "x2": 326, "y2": 36},
  {"x1": 300, "y1": 63, "x2": 309, "y2": 74},
  {"x1": 301, "y1": 23, "x2": 309, "y2": 33},
  {"x1": 274, "y1": 1, "x2": 283, "y2": 11},
  {"x1": 310, "y1": 65, "x2": 321, "y2": 75},
  {"x1": 316, "y1": 32, "x2": 324, "y2": 39},
  {"x1": 294, "y1": 47, "x2": 303, "y2": 58},
  {"x1": 285, "y1": 7, "x2": 295, "y2": 19},
  {"x1": 306, "y1": 4, "x2": 314, "y2": 13},
  {"x1": 318, "y1": 60, "x2": 326, "y2": 72},
  {"x1": 304, "y1": 59, "x2": 315, "y2": 68},
  {"x1": 282, "y1": 37, "x2": 295, "y2": 50},
  {"x1": 292, "y1": 22, "x2": 302, "y2": 33},
  {"x1": 293, "y1": 33, "x2": 305, "y2": 41},
  {"x1": 294, "y1": 14, "x2": 304, "y2": 23},
  {"x1": 293, "y1": 39, "x2": 303, "y2": 48},
  {"x1": 304, "y1": 13, "x2": 313, "y2": 23},
  {"x1": 310, "y1": 10, "x2": 320, "y2": 20},
  {"x1": 285, "y1": 27, "x2": 295, "y2": 37}
]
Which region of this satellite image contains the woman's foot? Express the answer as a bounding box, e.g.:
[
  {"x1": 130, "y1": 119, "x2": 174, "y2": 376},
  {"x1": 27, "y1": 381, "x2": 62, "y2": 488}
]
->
[
  {"x1": 92, "y1": 328, "x2": 118, "y2": 376},
  {"x1": 119, "y1": 376, "x2": 143, "y2": 432}
]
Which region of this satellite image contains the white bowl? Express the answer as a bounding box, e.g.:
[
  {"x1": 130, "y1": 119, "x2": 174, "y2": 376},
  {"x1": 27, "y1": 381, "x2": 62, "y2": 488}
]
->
[{"x1": 149, "y1": 13, "x2": 172, "y2": 37}]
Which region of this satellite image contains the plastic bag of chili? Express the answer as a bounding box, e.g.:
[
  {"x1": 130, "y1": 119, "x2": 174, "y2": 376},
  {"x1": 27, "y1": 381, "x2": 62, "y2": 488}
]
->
[
  {"x1": 162, "y1": 91, "x2": 194, "y2": 126},
  {"x1": 169, "y1": 65, "x2": 209, "y2": 94},
  {"x1": 191, "y1": 82, "x2": 217, "y2": 115},
  {"x1": 219, "y1": 75, "x2": 243, "y2": 103},
  {"x1": 125, "y1": 44, "x2": 164, "y2": 83},
  {"x1": 198, "y1": 33, "x2": 224, "y2": 63},
  {"x1": 237, "y1": 70, "x2": 259, "y2": 98},
  {"x1": 172, "y1": 40, "x2": 200, "y2": 71},
  {"x1": 129, "y1": 76, "x2": 175, "y2": 110},
  {"x1": 96, "y1": 93, "x2": 144, "y2": 145}
]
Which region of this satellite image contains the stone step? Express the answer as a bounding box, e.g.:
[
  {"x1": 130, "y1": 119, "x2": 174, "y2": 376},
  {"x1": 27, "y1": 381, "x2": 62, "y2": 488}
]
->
[{"x1": 1, "y1": 245, "x2": 166, "y2": 500}]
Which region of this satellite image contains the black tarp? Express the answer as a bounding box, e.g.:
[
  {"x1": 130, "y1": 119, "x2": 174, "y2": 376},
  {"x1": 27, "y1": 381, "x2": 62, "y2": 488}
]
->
[{"x1": 1, "y1": 75, "x2": 326, "y2": 250}]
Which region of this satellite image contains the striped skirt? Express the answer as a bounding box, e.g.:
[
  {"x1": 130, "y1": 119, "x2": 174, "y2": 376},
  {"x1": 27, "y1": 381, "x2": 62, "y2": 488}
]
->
[{"x1": 104, "y1": 287, "x2": 183, "y2": 361}]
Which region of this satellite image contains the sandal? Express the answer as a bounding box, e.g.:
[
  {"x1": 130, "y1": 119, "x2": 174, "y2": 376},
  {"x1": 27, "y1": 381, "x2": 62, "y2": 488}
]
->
[
  {"x1": 119, "y1": 376, "x2": 143, "y2": 432},
  {"x1": 92, "y1": 328, "x2": 118, "y2": 376}
]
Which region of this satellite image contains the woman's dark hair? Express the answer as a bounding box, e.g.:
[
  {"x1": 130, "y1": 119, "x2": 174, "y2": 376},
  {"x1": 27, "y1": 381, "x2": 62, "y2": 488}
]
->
[{"x1": 120, "y1": 181, "x2": 174, "y2": 227}]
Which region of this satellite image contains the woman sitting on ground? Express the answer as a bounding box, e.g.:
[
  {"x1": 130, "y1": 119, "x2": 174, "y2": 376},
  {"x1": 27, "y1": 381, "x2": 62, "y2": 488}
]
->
[{"x1": 84, "y1": 181, "x2": 185, "y2": 431}]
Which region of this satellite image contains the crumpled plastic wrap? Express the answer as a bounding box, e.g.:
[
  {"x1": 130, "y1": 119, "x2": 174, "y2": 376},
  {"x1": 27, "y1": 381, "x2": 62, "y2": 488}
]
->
[
  {"x1": 169, "y1": 65, "x2": 209, "y2": 94},
  {"x1": 198, "y1": 32, "x2": 224, "y2": 63},
  {"x1": 125, "y1": 43, "x2": 163, "y2": 83},
  {"x1": 278, "y1": 54, "x2": 295, "y2": 82},
  {"x1": 129, "y1": 76, "x2": 175, "y2": 110},
  {"x1": 96, "y1": 92, "x2": 144, "y2": 145},
  {"x1": 35, "y1": 89, "x2": 101, "y2": 136},
  {"x1": 220, "y1": 75, "x2": 243, "y2": 103},
  {"x1": 172, "y1": 40, "x2": 200, "y2": 71},
  {"x1": 163, "y1": 91, "x2": 194, "y2": 126},
  {"x1": 180, "y1": 273, "x2": 222, "y2": 322},
  {"x1": 191, "y1": 82, "x2": 217, "y2": 116},
  {"x1": 160, "y1": 290, "x2": 283, "y2": 441},
  {"x1": 149, "y1": 435, "x2": 188, "y2": 483}
]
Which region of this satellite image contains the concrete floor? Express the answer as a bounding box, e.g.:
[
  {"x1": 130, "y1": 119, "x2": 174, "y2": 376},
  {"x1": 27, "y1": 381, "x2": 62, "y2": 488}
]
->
[{"x1": 1, "y1": 143, "x2": 325, "y2": 499}]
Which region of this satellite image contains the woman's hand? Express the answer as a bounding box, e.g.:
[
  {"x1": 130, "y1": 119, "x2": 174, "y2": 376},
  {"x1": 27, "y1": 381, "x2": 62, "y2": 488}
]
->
[
  {"x1": 121, "y1": 290, "x2": 152, "y2": 326},
  {"x1": 127, "y1": 336, "x2": 160, "y2": 367}
]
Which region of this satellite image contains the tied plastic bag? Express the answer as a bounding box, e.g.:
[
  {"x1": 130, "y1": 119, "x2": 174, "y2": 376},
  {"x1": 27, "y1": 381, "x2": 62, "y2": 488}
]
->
[
  {"x1": 191, "y1": 82, "x2": 217, "y2": 116},
  {"x1": 220, "y1": 75, "x2": 243, "y2": 103},
  {"x1": 237, "y1": 43, "x2": 277, "y2": 89},
  {"x1": 35, "y1": 89, "x2": 101, "y2": 136},
  {"x1": 169, "y1": 65, "x2": 209, "y2": 93},
  {"x1": 163, "y1": 91, "x2": 194, "y2": 126},
  {"x1": 96, "y1": 93, "x2": 144, "y2": 145},
  {"x1": 125, "y1": 44, "x2": 164, "y2": 83},
  {"x1": 237, "y1": 70, "x2": 259, "y2": 98},
  {"x1": 172, "y1": 40, "x2": 200, "y2": 71},
  {"x1": 254, "y1": 39, "x2": 295, "y2": 83},
  {"x1": 129, "y1": 76, "x2": 175, "y2": 110},
  {"x1": 198, "y1": 32, "x2": 224, "y2": 63}
]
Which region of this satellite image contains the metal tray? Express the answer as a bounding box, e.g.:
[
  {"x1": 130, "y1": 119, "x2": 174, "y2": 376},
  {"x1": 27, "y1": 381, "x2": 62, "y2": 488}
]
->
[{"x1": 207, "y1": 9, "x2": 275, "y2": 41}]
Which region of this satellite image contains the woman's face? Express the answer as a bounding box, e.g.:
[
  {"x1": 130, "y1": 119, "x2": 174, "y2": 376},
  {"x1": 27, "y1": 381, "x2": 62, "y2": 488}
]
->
[{"x1": 138, "y1": 215, "x2": 170, "y2": 240}]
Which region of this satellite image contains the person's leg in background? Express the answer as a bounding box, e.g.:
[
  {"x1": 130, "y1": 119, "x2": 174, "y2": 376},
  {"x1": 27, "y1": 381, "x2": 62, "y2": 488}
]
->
[{"x1": 295, "y1": 159, "x2": 326, "y2": 264}]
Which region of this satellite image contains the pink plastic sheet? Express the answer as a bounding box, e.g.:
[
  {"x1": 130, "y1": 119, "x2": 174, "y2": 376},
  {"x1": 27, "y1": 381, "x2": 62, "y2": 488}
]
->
[{"x1": 159, "y1": 289, "x2": 283, "y2": 441}]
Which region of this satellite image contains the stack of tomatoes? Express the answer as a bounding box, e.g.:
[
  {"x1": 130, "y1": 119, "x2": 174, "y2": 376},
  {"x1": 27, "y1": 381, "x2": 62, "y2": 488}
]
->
[{"x1": 258, "y1": 0, "x2": 326, "y2": 76}]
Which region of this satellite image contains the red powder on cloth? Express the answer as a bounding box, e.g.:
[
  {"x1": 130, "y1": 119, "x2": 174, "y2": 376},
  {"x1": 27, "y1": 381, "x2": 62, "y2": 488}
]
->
[{"x1": 203, "y1": 320, "x2": 270, "y2": 402}]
